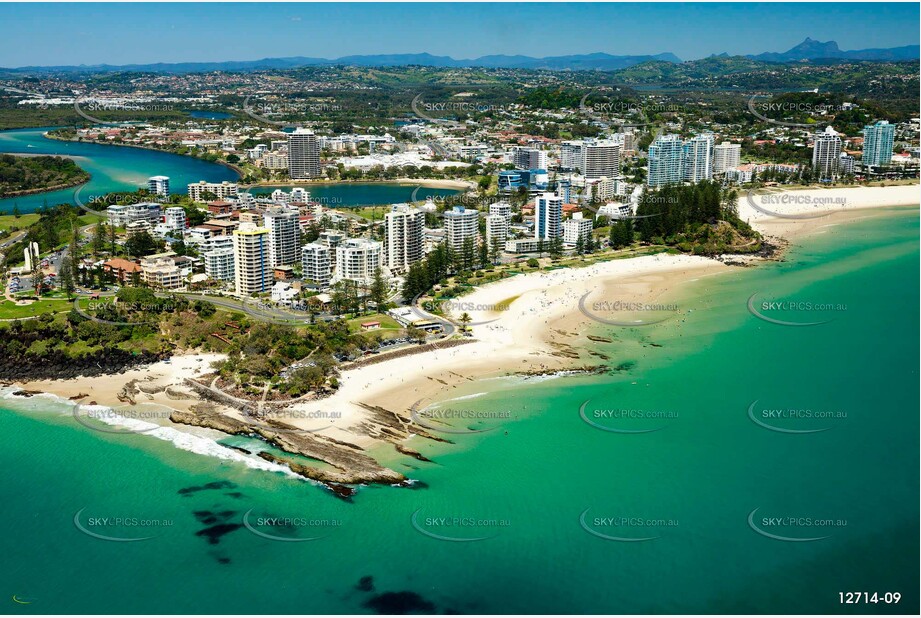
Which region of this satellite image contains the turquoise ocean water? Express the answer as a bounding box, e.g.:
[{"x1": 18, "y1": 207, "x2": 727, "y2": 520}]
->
[{"x1": 1, "y1": 208, "x2": 917, "y2": 614}]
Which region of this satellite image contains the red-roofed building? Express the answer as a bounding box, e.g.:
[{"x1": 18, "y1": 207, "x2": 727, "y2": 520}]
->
[{"x1": 103, "y1": 258, "x2": 141, "y2": 282}]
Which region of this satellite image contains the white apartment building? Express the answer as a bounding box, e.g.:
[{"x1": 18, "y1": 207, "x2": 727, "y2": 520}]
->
[
  {"x1": 813, "y1": 126, "x2": 842, "y2": 181},
  {"x1": 443, "y1": 206, "x2": 480, "y2": 253},
  {"x1": 598, "y1": 202, "x2": 633, "y2": 219},
  {"x1": 534, "y1": 193, "x2": 563, "y2": 240},
  {"x1": 188, "y1": 181, "x2": 239, "y2": 201},
  {"x1": 140, "y1": 257, "x2": 183, "y2": 289},
  {"x1": 582, "y1": 141, "x2": 621, "y2": 180},
  {"x1": 233, "y1": 222, "x2": 272, "y2": 296},
  {"x1": 147, "y1": 175, "x2": 170, "y2": 197},
  {"x1": 288, "y1": 128, "x2": 321, "y2": 179},
  {"x1": 203, "y1": 247, "x2": 235, "y2": 282},
  {"x1": 712, "y1": 142, "x2": 741, "y2": 174},
  {"x1": 683, "y1": 133, "x2": 714, "y2": 183},
  {"x1": 301, "y1": 242, "x2": 332, "y2": 289},
  {"x1": 107, "y1": 202, "x2": 161, "y2": 228},
  {"x1": 563, "y1": 212, "x2": 593, "y2": 247},
  {"x1": 263, "y1": 207, "x2": 301, "y2": 267},
  {"x1": 647, "y1": 134, "x2": 685, "y2": 188},
  {"x1": 333, "y1": 238, "x2": 383, "y2": 287},
  {"x1": 383, "y1": 203, "x2": 425, "y2": 272},
  {"x1": 163, "y1": 206, "x2": 187, "y2": 231},
  {"x1": 485, "y1": 213, "x2": 509, "y2": 252},
  {"x1": 488, "y1": 201, "x2": 512, "y2": 221}
]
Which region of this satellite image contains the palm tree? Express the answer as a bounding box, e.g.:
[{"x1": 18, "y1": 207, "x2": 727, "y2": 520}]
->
[{"x1": 459, "y1": 312, "x2": 472, "y2": 333}]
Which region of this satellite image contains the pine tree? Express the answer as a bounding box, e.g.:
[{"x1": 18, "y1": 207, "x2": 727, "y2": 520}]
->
[
  {"x1": 92, "y1": 223, "x2": 106, "y2": 256},
  {"x1": 549, "y1": 236, "x2": 564, "y2": 259},
  {"x1": 59, "y1": 261, "x2": 75, "y2": 298},
  {"x1": 370, "y1": 267, "x2": 388, "y2": 309}
]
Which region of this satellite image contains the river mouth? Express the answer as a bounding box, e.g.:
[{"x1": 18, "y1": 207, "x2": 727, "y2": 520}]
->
[{"x1": 0, "y1": 127, "x2": 463, "y2": 213}]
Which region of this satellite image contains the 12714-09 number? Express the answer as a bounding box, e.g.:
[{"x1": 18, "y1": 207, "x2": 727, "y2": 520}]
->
[{"x1": 839, "y1": 592, "x2": 901, "y2": 604}]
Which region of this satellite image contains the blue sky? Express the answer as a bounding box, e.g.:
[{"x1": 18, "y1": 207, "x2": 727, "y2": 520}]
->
[{"x1": 0, "y1": 3, "x2": 918, "y2": 67}]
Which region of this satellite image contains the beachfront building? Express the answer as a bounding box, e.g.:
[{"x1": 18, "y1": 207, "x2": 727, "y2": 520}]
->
[
  {"x1": 839, "y1": 153, "x2": 857, "y2": 176},
  {"x1": 147, "y1": 175, "x2": 170, "y2": 197},
  {"x1": 862, "y1": 120, "x2": 895, "y2": 167},
  {"x1": 288, "y1": 128, "x2": 321, "y2": 179},
  {"x1": 562, "y1": 212, "x2": 593, "y2": 247},
  {"x1": 647, "y1": 134, "x2": 685, "y2": 188},
  {"x1": 581, "y1": 141, "x2": 621, "y2": 180},
  {"x1": 188, "y1": 180, "x2": 239, "y2": 202},
  {"x1": 383, "y1": 203, "x2": 425, "y2": 272},
  {"x1": 301, "y1": 243, "x2": 332, "y2": 289},
  {"x1": 263, "y1": 207, "x2": 301, "y2": 267},
  {"x1": 203, "y1": 246, "x2": 235, "y2": 282},
  {"x1": 139, "y1": 256, "x2": 183, "y2": 289},
  {"x1": 813, "y1": 126, "x2": 842, "y2": 181},
  {"x1": 443, "y1": 206, "x2": 480, "y2": 253},
  {"x1": 485, "y1": 213, "x2": 509, "y2": 253},
  {"x1": 333, "y1": 238, "x2": 383, "y2": 288},
  {"x1": 683, "y1": 133, "x2": 714, "y2": 182},
  {"x1": 233, "y1": 222, "x2": 272, "y2": 296},
  {"x1": 712, "y1": 142, "x2": 741, "y2": 174},
  {"x1": 534, "y1": 193, "x2": 563, "y2": 240}
]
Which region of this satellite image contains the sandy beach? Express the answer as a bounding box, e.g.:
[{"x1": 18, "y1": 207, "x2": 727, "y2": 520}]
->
[
  {"x1": 738, "y1": 183, "x2": 919, "y2": 239},
  {"x1": 9, "y1": 182, "x2": 918, "y2": 465}
]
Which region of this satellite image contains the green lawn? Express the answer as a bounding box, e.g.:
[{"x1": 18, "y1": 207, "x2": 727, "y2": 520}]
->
[
  {"x1": 0, "y1": 213, "x2": 40, "y2": 231},
  {"x1": 346, "y1": 312, "x2": 402, "y2": 332},
  {"x1": 350, "y1": 206, "x2": 390, "y2": 221},
  {"x1": 0, "y1": 297, "x2": 74, "y2": 319}
]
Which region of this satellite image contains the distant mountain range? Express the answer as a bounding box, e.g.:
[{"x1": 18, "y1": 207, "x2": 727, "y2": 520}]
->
[
  {"x1": 747, "y1": 37, "x2": 920, "y2": 62},
  {"x1": 2, "y1": 39, "x2": 917, "y2": 74},
  {"x1": 4, "y1": 52, "x2": 683, "y2": 74}
]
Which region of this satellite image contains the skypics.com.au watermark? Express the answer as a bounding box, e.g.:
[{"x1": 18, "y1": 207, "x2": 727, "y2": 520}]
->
[
  {"x1": 410, "y1": 400, "x2": 509, "y2": 435},
  {"x1": 239, "y1": 403, "x2": 343, "y2": 435},
  {"x1": 745, "y1": 190, "x2": 847, "y2": 220},
  {"x1": 410, "y1": 508, "x2": 510, "y2": 542},
  {"x1": 748, "y1": 94, "x2": 854, "y2": 128},
  {"x1": 579, "y1": 508, "x2": 678, "y2": 542},
  {"x1": 242, "y1": 96, "x2": 342, "y2": 127},
  {"x1": 422, "y1": 297, "x2": 511, "y2": 328},
  {"x1": 411, "y1": 89, "x2": 507, "y2": 125},
  {"x1": 242, "y1": 508, "x2": 342, "y2": 542},
  {"x1": 579, "y1": 292, "x2": 679, "y2": 327},
  {"x1": 579, "y1": 400, "x2": 677, "y2": 434},
  {"x1": 74, "y1": 96, "x2": 175, "y2": 125},
  {"x1": 73, "y1": 184, "x2": 169, "y2": 218},
  {"x1": 71, "y1": 402, "x2": 173, "y2": 435},
  {"x1": 747, "y1": 508, "x2": 847, "y2": 542},
  {"x1": 747, "y1": 400, "x2": 847, "y2": 434},
  {"x1": 72, "y1": 297, "x2": 181, "y2": 327},
  {"x1": 73, "y1": 507, "x2": 172, "y2": 542},
  {"x1": 747, "y1": 292, "x2": 847, "y2": 327}
]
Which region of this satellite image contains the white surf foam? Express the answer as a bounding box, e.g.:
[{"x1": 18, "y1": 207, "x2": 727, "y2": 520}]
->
[{"x1": 2, "y1": 388, "x2": 300, "y2": 479}]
